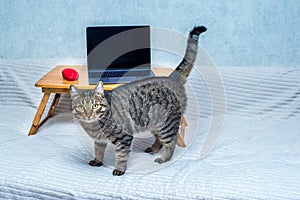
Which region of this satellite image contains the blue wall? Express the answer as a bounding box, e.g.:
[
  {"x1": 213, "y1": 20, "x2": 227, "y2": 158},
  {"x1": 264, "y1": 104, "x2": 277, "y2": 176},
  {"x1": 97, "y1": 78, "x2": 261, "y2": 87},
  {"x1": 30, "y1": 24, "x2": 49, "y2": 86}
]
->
[{"x1": 0, "y1": 0, "x2": 299, "y2": 67}]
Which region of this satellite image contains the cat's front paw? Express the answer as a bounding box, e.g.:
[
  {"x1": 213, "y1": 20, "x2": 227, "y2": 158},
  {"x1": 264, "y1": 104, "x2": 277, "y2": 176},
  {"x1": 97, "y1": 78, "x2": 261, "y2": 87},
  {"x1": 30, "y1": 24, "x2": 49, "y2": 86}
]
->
[
  {"x1": 113, "y1": 169, "x2": 125, "y2": 176},
  {"x1": 89, "y1": 159, "x2": 103, "y2": 167}
]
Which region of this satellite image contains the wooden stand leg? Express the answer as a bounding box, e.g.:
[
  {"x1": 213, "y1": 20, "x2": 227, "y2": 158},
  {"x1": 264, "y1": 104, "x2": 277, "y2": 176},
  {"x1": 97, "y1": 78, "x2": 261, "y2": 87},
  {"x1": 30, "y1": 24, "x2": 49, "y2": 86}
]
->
[
  {"x1": 28, "y1": 93, "x2": 51, "y2": 136},
  {"x1": 38, "y1": 93, "x2": 61, "y2": 129},
  {"x1": 177, "y1": 116, "x2": 188, "y2": 147},
  {"x1": 48, "y1": 93, "x2": 61, "y2": 117},
  {"x1": 28, "y1": 93, "x2": 61, "y2": 136}
]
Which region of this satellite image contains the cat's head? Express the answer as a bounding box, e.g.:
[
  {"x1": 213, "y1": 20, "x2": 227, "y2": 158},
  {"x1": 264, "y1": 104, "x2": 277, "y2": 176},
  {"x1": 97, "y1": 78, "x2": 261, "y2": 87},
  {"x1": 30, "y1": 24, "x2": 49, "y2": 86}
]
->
[{"x1": 70, "y1": 82, "x2": 107, "y2": 123}]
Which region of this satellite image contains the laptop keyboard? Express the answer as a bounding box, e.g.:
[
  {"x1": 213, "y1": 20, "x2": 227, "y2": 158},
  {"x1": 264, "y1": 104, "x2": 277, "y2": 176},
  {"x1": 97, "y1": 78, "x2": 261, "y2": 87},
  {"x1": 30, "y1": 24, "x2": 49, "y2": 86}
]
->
[
  {"x1": 89, "y1": 69, "x2": 154, "y2": 84},
  {"x1": 101, "y1": 70, "x2": 150, "y2": 77}
]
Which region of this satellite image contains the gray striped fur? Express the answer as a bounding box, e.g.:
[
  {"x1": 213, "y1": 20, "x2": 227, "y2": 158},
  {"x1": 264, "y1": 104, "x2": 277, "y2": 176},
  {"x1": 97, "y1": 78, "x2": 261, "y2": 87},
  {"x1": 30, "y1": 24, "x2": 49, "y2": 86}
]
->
[{"x1": 70, "y1": 26, "x2": 206, "y2": 176}]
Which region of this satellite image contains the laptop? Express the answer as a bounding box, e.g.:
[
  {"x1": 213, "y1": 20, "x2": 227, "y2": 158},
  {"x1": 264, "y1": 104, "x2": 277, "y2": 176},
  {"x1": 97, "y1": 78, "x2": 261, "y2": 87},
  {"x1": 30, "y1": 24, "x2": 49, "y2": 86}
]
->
[{"x1": 86, "y1": 25, "x2": 153, "y2": 84}]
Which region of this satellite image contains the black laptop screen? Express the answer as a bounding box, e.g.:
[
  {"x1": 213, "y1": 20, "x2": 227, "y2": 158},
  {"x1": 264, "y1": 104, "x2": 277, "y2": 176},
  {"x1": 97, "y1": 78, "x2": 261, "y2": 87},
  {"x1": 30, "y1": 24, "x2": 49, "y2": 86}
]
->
[{"x1": 86, "y1": 26, "x2": 151, "y2": 71}]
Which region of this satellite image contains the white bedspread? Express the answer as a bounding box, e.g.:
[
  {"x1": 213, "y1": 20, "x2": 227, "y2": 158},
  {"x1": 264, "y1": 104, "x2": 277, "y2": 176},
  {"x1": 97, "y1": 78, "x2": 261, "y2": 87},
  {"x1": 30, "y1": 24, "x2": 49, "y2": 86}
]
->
[{"x1": 0, "y1": 59, "x2": 299, "y2": 199}]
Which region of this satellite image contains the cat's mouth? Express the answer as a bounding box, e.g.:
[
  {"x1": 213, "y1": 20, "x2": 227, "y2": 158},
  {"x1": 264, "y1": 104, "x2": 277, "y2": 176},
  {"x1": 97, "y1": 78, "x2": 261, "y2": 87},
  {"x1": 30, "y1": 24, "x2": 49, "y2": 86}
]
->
[{"x1": 84, "y1": 117, "x2": 97, "y2": 123}]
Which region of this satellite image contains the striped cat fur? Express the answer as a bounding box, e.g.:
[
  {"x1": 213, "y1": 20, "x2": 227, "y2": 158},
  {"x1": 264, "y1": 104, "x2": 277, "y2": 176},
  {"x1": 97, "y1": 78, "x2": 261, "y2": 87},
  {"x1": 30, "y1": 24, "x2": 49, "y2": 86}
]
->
[{"x1": 70, "y1": 26, "x2": 207, "y2": 176}]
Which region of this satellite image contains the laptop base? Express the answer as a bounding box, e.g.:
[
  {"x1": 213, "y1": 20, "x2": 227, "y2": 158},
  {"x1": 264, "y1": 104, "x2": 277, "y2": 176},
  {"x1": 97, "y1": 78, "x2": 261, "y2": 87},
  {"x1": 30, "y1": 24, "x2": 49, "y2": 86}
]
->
[{"x1": 88, "y1": 70, "x2": 155, "y2": 85}]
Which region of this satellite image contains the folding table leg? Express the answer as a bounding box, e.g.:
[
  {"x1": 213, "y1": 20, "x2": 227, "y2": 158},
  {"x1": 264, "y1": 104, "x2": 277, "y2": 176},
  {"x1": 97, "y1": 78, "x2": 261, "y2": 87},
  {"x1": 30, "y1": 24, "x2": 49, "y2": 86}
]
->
[
  {"x1": 37, "y1": 93, "x2": 61, "y2": 129},
  {"x1": 177, "y1": 116, "x2": 188, "y2": 147},
  {"x1": 28, "y1": 93, "x2": 51, "y2": 136},
  {"x1": 48, "y1": 93, "x2": 61, "y2": 117}
]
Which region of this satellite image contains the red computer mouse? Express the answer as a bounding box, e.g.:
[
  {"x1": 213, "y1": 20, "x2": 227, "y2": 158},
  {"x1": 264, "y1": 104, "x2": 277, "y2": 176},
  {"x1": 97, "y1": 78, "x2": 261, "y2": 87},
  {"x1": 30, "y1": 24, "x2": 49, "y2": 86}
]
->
[{"x1": 62, "y1": 68, "x2": 79, "y2": 81}]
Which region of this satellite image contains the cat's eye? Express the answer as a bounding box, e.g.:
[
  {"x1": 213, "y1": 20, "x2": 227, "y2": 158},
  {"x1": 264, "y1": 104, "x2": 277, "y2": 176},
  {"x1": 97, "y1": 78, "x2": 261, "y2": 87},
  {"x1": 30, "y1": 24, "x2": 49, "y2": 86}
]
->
[
  {"x1": 77, "y1": 105, "x2": 85, "y2": 111},
  {"x1": 92, "y1": 104, "x2": 100, "y2": 109}
]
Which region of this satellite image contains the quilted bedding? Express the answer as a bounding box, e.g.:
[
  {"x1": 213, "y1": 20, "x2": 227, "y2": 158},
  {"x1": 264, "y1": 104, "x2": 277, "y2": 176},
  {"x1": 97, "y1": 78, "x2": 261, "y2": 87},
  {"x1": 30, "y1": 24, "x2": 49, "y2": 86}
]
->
[{"x1": 0, "y1": 59, "x2": 299, "y2": 199}]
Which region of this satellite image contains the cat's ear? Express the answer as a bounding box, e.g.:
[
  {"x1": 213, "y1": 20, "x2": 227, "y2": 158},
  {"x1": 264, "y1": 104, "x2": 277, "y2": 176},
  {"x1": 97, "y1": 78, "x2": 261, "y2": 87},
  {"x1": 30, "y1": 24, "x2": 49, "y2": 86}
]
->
[
  {"x1": 70, "y1": 85, "x2": 80, "y2": 100},
  {"x1": 94, "y1": 81, "x2": 104, "y2": 98}
]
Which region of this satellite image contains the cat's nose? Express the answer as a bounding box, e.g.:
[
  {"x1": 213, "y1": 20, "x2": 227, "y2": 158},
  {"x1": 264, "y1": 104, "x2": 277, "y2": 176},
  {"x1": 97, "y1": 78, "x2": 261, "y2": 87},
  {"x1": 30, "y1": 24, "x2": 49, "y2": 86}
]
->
[
  {"x1": 86, "y1": 111, "x2": 92, "y2": 119},
  {"x1": 86, "y1": 115, "x2": 92, "y2": 121}
]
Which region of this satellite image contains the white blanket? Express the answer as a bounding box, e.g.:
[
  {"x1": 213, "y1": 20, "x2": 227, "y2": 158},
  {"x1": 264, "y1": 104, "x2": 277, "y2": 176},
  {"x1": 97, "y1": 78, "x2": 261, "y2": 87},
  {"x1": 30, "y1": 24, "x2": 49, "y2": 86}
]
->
[{"x1": 0, "y1": 59, "x2": 299, "y2": 199}]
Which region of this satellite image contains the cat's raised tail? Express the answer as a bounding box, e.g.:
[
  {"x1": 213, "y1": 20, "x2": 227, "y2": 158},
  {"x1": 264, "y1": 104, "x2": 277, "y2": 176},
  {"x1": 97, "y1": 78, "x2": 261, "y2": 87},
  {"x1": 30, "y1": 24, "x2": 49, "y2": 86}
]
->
[{"x1": 169, "y1": 26, "x2": 207, "y2": 83}]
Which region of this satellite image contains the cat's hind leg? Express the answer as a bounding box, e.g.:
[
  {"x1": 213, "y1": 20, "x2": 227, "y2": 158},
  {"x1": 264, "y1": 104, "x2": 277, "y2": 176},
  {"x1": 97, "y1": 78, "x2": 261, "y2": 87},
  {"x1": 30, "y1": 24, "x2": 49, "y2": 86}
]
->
[
  {"x1": 155, "y1": 126, "x2": 179, "y2": 164},
  {"x1": 144, "y1": 133, "x2": 162, "y2": 154}
]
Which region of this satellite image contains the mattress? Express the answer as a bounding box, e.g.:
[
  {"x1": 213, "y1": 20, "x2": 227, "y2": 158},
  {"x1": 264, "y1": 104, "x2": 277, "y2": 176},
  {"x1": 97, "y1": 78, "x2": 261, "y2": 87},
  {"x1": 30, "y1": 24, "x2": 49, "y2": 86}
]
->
[{"x1": 0, "y1": 59, "x2": 299, "y2": 199}]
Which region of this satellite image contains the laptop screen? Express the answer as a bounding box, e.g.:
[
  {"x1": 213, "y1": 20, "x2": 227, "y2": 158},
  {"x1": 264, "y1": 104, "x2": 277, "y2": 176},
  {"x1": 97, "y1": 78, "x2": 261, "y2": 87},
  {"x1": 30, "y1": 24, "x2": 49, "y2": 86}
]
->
[{"x1": 86, "y1": 26, "x2": 151, "y2": 72}]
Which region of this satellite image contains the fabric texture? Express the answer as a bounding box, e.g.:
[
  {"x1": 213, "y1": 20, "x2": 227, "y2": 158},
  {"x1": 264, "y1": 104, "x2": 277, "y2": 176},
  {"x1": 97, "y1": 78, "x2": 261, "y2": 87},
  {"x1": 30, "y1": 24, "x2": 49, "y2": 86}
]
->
[{"x1": 0, "y1": 59, "x2": 299, "y2": 199}]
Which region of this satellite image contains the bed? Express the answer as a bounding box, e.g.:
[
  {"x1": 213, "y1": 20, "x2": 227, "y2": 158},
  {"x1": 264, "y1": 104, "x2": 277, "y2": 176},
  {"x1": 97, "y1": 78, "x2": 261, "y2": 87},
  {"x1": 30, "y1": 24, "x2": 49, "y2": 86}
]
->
[{"x1": 0, "y1": 59, "x2": 299, "y2": 199}]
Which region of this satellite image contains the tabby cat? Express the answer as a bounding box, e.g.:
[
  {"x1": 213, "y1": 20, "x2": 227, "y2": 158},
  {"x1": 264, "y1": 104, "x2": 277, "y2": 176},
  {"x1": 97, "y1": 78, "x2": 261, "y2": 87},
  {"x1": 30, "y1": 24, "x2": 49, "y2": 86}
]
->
[{"x1": 70, "y1": 26, "x2": 206, "y2": 176}]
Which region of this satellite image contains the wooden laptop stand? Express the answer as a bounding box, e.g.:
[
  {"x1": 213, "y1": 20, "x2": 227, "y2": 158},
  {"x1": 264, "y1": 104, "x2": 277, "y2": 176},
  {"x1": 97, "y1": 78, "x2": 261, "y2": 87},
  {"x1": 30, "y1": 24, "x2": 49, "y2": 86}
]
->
[{"x1": 28, "y1": 65, "x2": 187, "y2": 147}]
